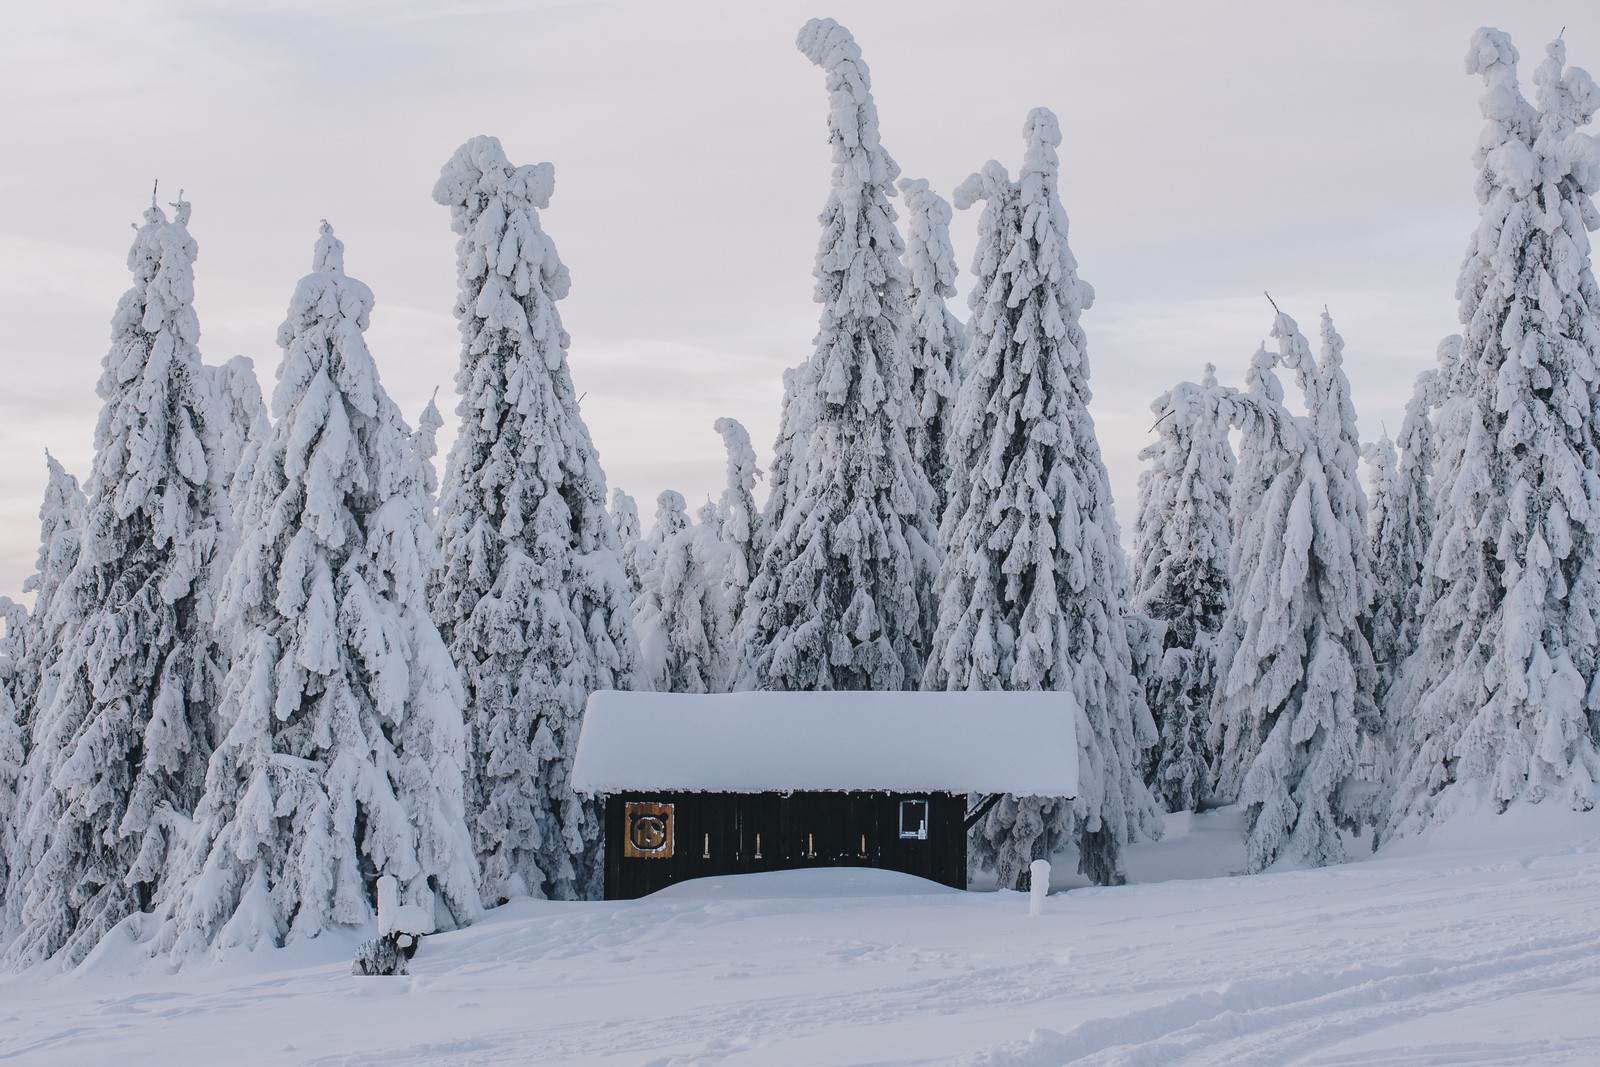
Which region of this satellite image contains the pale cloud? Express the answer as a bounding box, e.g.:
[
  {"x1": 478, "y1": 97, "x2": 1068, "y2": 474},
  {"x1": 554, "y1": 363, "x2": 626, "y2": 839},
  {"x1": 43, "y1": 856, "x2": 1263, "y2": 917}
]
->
[{"x1": 1, "y1": 0, "x2": 1595, "y2": 595}]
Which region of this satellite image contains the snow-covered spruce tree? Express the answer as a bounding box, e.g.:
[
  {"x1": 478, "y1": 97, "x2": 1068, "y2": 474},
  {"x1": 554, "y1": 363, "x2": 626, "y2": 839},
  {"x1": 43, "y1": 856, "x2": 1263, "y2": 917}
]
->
[
  {"x1": 634, "y1": 489, "x2": 736, "y2": 695},
  {"x1": 1131, "y1": 366, "x2": 1236, "y2": 812},
  {"x1": 609, "y1": 488, "x2": 642, "y2": 547},
  {"x1": 897, "y1": 177, "x2": 962, "y2": 518},
  {"x1": 759, "y1": 365, "x2": 812, "y2": 553},
  {"x1": 925, "y1": 110, "x2": 1160, "y2": 887},
  {"x1": 1364, "y1": 434, "x2": 1406, "y2": 696},
  {"x1": 711, "y1": 418, "x2": 761, "y2": 689},
  {"x1": 4, "y1": 197, "x2": 225, "y2": 968},
  {"x1": 1389, "y1": 32, "x2": 1600, "y2": 834},
  {"x1": 157, "y1": 224, "x2": 479, "y2": 958},
  {"x1": 411, "y1": 393, "x2": 445, "y2": 524},
  {"x1": 432, "y1": 137, "x2": 636, "y2": 902},
  {"x1": 734, "y1": 19, "x2": 938, "y2": 693},
  {"x1": 13, "y1": 455, "x2": 87, "y2": 737},
  {"x1": 0, "y1": 599, "x2": 27, "y2": 905},
  {"x1": 632, "y1": 491, "x2": 697, "y2": 692},
  {"x1": 1310, "y1": 310, "x2": 1383, "y2": 807},
  {"x1": 1226, "y1": 343, "x2": 1288, "y2": 555},
  {"x1": 208, "y1": 355, "x2": 267, "y2": 512},
  {"x1": 1211, "y1": 311, "x2": 1376, "y2": 871},
  {"x1": 609, "y1": 487, "x2": 647, "y2": 603},
  {"x1": 1367, "y1": 363, "x2": 1442, "y2": 702},
  {"x1": 2, "y1": 457, "x2": 88, "y2": 912},
  {"x1": 713, "y1": 417, "x2": 762, "y2": 600}
]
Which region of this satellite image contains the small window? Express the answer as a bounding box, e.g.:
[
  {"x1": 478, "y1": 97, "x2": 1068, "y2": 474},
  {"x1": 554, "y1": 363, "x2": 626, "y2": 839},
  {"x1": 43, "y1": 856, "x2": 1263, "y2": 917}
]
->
[{"x1": 899, "y1": 799, "x2": 929, "y2": 840}]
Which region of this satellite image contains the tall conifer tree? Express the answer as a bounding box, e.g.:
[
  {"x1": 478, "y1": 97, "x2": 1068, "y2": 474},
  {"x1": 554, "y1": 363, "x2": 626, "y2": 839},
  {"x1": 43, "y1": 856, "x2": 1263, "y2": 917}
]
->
[
  {"x1": 432, "y1": 136, "x2": 636, "y2": 901},
  {"x1": 734, "y1": 19, "x2": 937, "y2": 692},
  {"x1": 4, "y1": 196, "x2": 225, "y2": 967},
  {"x1": 1390, "y1": 32, "x2": 1600, "y2": 832},
  {"x1": 1132, "y1": 367, "x2": 1236, "y2": 812},
  {"x1": 897, "y1": 177, "x2": 962, "y2": 517},
  {"x1": 925, "y1": 110, "x2": 1160, "y2": 887},
  {"x1": 158, "y1": 224, "x2": 479, "y2": 957},
  {"x1": 1212, "y1": 311, "x2": 1377, "y2": 870}
]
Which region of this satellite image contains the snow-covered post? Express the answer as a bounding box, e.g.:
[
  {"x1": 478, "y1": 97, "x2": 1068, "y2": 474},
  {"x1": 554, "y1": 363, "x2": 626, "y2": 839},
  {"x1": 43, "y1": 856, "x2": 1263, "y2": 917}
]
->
[
  {"x1": 733, "y1": 19, "x2": 938, "y2": 692},
  {"x1": 431, "y1": 136, "x2": 638, "y2": 901},
  {"x1": 1028, "y1": 860, "x2": 1050, "y2": 916},
  {"x1": 156, "y1": 223, "x2": 480, "y2": 959},
  {"x1": 927, "y1": 109, "x2": 1160, "y2": 888}
]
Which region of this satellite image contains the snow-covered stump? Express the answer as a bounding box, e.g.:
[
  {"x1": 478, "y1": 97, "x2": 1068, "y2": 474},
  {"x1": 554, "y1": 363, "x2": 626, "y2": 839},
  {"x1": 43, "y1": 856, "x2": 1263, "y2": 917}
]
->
[
  {"x1": 352, "y1": 936, "x2": 407, "y2": 977},
  {"x1": 1028, "y1": 860, "x2": 1050, "y2": 916},
  {"x1": 378, "y1": 873, "x2": 434, "y2": 959}
]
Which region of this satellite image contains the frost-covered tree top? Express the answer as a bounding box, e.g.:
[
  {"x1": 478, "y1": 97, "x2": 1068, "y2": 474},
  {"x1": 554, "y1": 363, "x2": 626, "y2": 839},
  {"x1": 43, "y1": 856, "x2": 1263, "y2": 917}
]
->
[
  {"x1": 897, "y1": 177, "x2": 962, "y2": 515},
  {"x1": 712, "y1": 418, "x2": 760, "y2": 691},
  {"x1": 610, "y1": 487, "x2": 641, "y2": 545},
  {"x1": 431, "y1": 135, "x2": 636, "y2": 902},
  {"x1": 633, "y1": 491, "x2": 727, "y2": 695},
  {"x1": 158, "y1": 223, "x2": 478, "y2": 958},
  {"x1": 734, "y1": 20, "x2": 937, "y2": 693},
  {"x1": 926, "y1": 108, "x2": 1158, "y2": 887},
  {"x1": 759, "y1": 365, "x2": 810, "y2": 552},
  {"x1": 794, "y1": 18, "x2": 899, "y2": 207},
  {"x1": 207, "y1": 355, "x2": 266, "y2": 513},
  {"x1": 714, "y1": 417, "x2": 762, "y2": 588},
  {"x1": 412, "y1": 391, "x2": 445, "y2": 514},
  {"x1": 1390, "y1": 31, "x2": 1600, "y2": 832},
  {"x1": 16, "y1": 453, "x2": 86, "y2": 709},
  {"x1": 5, "y1": 195, "x2": 225, "y2": 968}
]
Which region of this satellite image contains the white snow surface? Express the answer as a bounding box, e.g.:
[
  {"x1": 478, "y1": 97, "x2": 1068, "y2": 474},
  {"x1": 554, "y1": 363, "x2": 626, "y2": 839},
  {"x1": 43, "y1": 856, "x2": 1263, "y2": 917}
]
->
[
  {"x1": 3, "y1": 806, "x2": 1598, "y2": 1065},
  {"x1": 571, "y1": 690, "x2": 1079, "y2": 797}
]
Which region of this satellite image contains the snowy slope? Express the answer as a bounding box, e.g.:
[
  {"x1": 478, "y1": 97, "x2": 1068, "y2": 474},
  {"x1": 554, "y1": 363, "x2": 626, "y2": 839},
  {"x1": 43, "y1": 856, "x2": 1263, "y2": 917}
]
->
[{"x1": 2, "y1": 807, "x2": 1598, "y2": 1066}]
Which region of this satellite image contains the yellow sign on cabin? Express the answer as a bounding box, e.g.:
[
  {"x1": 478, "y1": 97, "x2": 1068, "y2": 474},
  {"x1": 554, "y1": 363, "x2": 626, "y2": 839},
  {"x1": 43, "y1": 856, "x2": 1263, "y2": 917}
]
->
[{"x1": 623, "y1": 801, "x2": 674, "y2": 859}]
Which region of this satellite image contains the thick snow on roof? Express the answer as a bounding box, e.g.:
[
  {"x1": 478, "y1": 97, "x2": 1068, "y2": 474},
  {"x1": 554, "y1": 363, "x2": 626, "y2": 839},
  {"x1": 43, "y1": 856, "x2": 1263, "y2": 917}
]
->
[{"x1": 571, "y1": 690, "x2": 1078, "y2": 796}]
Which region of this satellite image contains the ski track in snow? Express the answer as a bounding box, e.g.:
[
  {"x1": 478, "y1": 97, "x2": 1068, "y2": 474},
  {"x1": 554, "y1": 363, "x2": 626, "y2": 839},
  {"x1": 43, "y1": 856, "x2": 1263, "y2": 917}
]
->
[{"x1": 2, "y1": 810, "x2": 1598, "y2": 1066}]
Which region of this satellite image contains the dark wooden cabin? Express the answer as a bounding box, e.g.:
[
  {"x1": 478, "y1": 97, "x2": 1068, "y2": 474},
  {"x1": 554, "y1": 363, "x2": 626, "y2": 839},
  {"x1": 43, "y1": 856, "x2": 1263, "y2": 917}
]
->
[{"x1": 571, "y1": 690, "x2": 1079, "y2": 900}]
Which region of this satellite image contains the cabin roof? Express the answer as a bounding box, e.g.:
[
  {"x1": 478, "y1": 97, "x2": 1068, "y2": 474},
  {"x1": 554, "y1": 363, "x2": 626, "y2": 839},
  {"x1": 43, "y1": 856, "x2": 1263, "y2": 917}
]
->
[{"x1": 570, "y1": 690, "x2": 1079, "y2": 797}]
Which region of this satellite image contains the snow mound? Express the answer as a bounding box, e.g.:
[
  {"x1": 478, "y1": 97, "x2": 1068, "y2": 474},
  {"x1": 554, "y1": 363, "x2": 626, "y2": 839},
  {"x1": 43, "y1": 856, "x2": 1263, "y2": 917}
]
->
[{"x1": 647, "y1": 867, "x2": 961, "y2": 901}]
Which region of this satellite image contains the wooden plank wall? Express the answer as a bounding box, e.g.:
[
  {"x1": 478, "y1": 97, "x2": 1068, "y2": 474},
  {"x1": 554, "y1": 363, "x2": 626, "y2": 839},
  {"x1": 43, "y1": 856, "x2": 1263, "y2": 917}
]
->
[{"x1": 604, "y1": 791, "x2": 965, "y2": 899}]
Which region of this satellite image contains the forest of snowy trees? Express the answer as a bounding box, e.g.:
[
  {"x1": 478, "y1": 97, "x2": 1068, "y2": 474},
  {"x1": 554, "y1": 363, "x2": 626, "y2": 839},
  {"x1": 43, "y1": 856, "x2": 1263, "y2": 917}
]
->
[{"x1": 1, "y1": 21, "x2": 1598, "y2": 969}]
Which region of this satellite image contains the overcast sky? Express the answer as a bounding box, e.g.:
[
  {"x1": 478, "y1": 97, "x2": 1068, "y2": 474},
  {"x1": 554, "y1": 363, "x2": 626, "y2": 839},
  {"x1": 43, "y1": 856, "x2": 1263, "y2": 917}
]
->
[{"x1": 2, "y1": 0, "x2": 1597, "y2": 598}]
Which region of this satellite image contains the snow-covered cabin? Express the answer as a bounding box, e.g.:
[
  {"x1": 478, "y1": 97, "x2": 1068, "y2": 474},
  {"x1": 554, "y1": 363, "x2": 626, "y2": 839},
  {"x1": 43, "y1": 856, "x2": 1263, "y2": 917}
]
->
[{"x1": 572, "y1": 691, "x2": 1079, "y2": 898}]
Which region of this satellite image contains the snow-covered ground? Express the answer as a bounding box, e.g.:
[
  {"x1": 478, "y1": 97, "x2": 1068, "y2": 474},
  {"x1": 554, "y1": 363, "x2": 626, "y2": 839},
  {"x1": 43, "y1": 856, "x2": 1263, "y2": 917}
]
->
[{"x1": 3, "y1": 806, "x2": 1598, "y2": 1066}]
